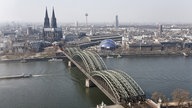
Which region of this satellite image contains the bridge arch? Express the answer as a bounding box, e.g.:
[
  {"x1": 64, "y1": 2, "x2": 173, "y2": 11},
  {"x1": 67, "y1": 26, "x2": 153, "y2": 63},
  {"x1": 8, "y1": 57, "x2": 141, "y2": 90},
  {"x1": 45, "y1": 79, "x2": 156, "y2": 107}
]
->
[
  {"x1": 116, "y1": 70, "x2": 144, "y2": 96},
  {"x1": 72, "y1": 50, "x2": 108, "y2": 73},
  {"x1": 65, "y1": 48, "x2": 72, "y2": 56},
  {"x1": 65, "y1": 47, "x2": 80, "y2": 56},
  {"x1": 63, "y1": 48, "x2": 145, "y2": 103},
  {"x1": 90, "y1": 51, "x2": 107, "y2": 70},
  {"x1": 91, "y1": 70, "x2": 145, "y2": 103},
  {"x1": 91, "y1": 71, "x2": 120, "y2": 102},
  {"x1": 72, "y1": 51, "x2": 91, "y2": 73},
  {"x1": 81, "y1": 51, "x2": 96, "y2": 71},
  {"x1": 107, "y1": 70, "x2": 138, "y2": 96},
  {"x1": 85, "y1": 51, "x2": 107, "y2": 70}
]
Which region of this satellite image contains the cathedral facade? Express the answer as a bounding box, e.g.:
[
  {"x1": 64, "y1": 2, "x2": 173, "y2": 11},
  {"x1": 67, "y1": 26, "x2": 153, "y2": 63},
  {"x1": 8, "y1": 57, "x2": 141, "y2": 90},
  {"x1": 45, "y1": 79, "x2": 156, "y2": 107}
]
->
[{"x1": 43, "y1": 8, "x2": 62, "y2": 42}]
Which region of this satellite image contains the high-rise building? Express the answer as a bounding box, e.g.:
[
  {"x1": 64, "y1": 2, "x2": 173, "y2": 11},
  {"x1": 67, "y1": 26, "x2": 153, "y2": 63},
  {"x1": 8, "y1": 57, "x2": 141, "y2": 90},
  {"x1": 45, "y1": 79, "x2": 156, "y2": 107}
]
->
[
  {"x1": 75, "y1": 21, "x2": 78, "y2": 27},
  {"x1": 85, "y1": 13, "x2": 88, "y2": 26},
  {"x1": 43, "y1": 7, "x2": 62, "y2": 42},
  {"x1": 115, "y1": 15, "x2": 119, "y2": 28},
  {"x1": 27, "y1": 27, "x2": 33, "y2": 35},
  {"x1": 159, "y1": 24, "x2": 163, "y2": 36}
]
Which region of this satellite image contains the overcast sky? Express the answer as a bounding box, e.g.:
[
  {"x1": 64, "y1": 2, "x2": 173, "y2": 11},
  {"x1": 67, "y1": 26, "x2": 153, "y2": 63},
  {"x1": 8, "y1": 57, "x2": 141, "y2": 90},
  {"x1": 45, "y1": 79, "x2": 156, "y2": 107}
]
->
[{"x1": 0, "y1": 0, "x2": 192, "y2": 24}]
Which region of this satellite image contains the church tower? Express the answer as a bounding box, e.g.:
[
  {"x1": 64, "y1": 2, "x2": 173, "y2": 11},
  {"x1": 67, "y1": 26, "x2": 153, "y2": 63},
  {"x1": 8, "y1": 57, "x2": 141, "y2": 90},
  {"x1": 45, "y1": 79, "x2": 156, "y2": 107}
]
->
[
  {"x1": 51, "y1": 7, "x2": 57, "y2": 28},
  {"x1": 44, "y1": 7, "x2": 50, "y2": 28}
]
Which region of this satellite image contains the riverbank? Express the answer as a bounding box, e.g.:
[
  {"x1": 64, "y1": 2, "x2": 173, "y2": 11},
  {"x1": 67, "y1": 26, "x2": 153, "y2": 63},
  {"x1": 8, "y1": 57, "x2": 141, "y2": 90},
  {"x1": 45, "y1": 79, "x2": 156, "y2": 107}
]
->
[
  {"x1": 161, "y1": 101, "x2": 192, "y2": 108},
  {"x1": 0, "y1": 52, "x2": 189, "y2": 63},
  {"x1": 99, "y1": 50, "x2": 192, "y2": 58}
]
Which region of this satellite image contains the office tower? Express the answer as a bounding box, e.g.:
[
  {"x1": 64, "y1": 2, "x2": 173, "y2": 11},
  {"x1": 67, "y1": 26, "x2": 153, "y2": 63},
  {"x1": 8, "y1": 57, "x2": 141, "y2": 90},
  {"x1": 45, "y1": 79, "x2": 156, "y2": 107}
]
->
[
  {"x1": 159, "y1": 24, "x2": 163, "y2": 36},
  {"x1": 115, "y1": 15, "x2": 119, "y2": 28},
  {"x1": 85, "y1": 13, "x2": 88, "y2": 26},
  {"x1": 27, "y1": 27, "x2": 33, "y2": 35},
  {"x1": 75, "y1": 21, "x2": 78, "y2": 27}
]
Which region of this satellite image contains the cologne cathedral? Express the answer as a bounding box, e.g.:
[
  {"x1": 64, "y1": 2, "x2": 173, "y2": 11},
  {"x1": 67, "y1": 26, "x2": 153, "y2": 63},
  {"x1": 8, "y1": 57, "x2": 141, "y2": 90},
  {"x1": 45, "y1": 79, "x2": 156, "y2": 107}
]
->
[{"x1": 43, "y1": 8, "x2": 62, "y2": 42}]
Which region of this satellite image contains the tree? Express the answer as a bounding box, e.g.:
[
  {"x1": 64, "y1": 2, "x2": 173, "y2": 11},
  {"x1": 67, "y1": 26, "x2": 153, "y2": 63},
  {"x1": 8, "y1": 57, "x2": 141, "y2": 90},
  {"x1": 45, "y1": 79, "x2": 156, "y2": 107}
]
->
[
  {"x1": 171, "y1": 88, "x2": 190, "y2": 107},
  {"x1": 151, "y1": 91, "x2": 167, "y2": 103}
]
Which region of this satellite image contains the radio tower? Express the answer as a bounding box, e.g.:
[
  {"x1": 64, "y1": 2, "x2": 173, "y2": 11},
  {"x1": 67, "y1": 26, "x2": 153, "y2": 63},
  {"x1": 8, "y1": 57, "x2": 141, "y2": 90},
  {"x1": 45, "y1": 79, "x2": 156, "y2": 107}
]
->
[{"x1": 85, "y1": 13, "x2": 88, "y2": 27}]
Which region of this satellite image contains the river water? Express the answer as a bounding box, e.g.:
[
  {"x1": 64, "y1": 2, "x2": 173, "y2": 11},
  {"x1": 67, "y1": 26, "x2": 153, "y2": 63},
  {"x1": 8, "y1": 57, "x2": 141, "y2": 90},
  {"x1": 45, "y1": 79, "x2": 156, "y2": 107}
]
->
[{"x1": 0, "y1": 56, "x2": 191, "y2": 108}]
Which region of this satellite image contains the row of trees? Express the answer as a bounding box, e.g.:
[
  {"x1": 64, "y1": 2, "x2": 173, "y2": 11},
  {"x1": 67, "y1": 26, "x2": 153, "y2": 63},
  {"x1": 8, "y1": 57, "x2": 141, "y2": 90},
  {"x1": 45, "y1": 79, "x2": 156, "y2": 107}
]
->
[{"x1": 151, "y1": 88, "x2": 191, "y2": 107}]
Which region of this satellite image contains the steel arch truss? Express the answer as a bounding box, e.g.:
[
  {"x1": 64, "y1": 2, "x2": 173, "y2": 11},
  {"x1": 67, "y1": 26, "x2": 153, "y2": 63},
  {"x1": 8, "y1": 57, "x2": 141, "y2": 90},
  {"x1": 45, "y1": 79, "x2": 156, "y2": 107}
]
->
[
  {"x1": 91, "y1": 71, "x2": 120, "y2": 102},
  {"x1": 90, "y1": 51, "x2": 108, "y2": 70},
  {"x1": 65, "y1": 47, "x2": 80, "y2": 56},
  {"x1": 115, "y1": 70, "x2": 145, "y2": 100},
  {"x1": 72, "y1": 50, "x2": 107, "y2": 72},
  {"x1": 72, "y1": 51, "x2": 91, "y2": 73},
  {"x1": 107, "y1": 70, "x2": 138, "y2": 97},
  {"x1": 64, "y1": 48, "x2": 145, "y2": 103},
  {"x1": 91, "y1": 70, "x2": 145, "y2": 103},
  {"x1": 65, "y1": 48, "x2": 72, "y2": 56},
  {"x1": 86, "y1": 51, "x2": 107, "y2": 70}
]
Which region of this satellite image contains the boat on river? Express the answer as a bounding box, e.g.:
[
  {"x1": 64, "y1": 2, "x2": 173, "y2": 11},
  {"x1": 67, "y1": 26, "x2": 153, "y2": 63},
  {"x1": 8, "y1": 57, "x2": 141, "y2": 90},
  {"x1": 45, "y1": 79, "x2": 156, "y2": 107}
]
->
[
  {"x1": 48, "y1": 58, "x2": 63, "y2": 62},
  {"x1": 117, "y1": 54, "x2": 122, "y2": 58},
  {"x1": 106, "y1": 55, "x2": 113, "y2": 59},
  {"x1": 183, "y1": 52, "x2": 189, "y2": 57},
  {"x1": 20, "y1": 59, "x2": 27, "y2": 63},
  {"x1": 0, "y1": 73, "x2": 32, "y2": 80}
]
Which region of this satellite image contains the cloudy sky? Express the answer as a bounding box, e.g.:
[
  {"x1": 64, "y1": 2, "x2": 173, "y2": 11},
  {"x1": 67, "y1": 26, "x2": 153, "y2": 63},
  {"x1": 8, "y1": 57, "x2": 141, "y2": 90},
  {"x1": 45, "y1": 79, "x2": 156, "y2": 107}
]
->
[{"x1": 0, "y1": 0, "x2": 191, "y2": 23}]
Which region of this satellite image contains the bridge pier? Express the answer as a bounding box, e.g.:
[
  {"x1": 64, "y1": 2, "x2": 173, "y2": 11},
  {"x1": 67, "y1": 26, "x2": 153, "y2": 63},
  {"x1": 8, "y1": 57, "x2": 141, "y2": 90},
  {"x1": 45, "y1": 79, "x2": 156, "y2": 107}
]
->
[
  {"x1": 68, "y1": 61, "x2": 75, "y2": 67},
  {"x1": 85, "y1": 79, "x2": 95, "y2": 88},
  {"x1": 68, "y1": 61, "x2": 72, "y2": 67}
]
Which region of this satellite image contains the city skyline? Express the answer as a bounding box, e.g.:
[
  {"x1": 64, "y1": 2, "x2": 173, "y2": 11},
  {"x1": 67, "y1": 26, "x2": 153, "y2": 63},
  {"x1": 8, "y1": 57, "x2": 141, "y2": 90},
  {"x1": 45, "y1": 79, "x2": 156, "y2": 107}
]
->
[{"x1": 0, "y1": 0, "x2": 192, "y2": 24}]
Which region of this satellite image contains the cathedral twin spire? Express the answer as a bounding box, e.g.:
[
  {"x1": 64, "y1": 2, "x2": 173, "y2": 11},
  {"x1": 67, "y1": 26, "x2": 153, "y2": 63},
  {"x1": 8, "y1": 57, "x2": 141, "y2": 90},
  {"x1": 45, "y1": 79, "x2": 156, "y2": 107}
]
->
[
  {"x1": 44, "y1": 7, "x2": 50, "y2": 28},
  {"x1": 44, "y1": 7, "x2": 57, "y2": 28}
]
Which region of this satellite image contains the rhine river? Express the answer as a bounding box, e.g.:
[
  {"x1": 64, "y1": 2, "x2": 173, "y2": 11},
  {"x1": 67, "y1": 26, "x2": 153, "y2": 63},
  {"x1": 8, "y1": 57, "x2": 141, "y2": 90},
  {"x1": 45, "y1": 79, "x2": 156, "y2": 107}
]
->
[{"x1": 0, "y1": 56, "x2": 192, "y2": 108}]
